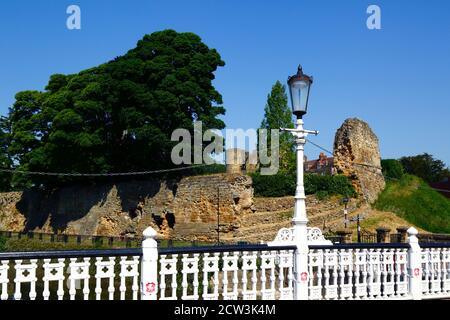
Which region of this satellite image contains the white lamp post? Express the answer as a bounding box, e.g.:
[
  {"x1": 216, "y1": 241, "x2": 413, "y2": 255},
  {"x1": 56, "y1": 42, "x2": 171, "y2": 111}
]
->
[
  {"x1": 285, "y1": 66, "x2": 317, "y2": 246},
  {"x1": 269, "y1": 65, "x2": 331, "y2": 300}
]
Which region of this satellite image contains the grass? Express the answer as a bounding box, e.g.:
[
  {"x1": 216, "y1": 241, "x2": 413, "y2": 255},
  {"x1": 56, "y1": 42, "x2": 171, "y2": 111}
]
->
[
  {"x1": 374, "y1": 174, "x2": 450, "y2": 233},
  {"x1": 0, "y1": 236, "x2": 213, "y2": 253}
]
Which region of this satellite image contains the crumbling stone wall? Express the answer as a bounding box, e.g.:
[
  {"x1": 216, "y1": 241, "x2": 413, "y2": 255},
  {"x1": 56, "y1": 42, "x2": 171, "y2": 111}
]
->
[
  {"x1": 0, "y1": 174, "x2": 254, "y2": 242},
  {"x1": 333, "y1": 118, "x2": 385, "y2": 203}
]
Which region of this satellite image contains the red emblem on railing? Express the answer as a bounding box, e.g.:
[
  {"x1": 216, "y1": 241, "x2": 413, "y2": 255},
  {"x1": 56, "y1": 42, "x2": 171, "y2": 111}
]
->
[
  {"x1": 414, "y1": 268, "x2": 420, "y2": 277},
  {"x1": 145, "y1": 282, "x2": 156, "y2": 293},
  {"x1": 300, "y1": 272, "x2": 308, "y2": 281}
]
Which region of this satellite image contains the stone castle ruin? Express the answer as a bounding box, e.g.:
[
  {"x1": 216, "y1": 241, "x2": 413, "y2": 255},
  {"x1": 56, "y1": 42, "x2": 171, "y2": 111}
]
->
[
  {"x1": 333, "y1": 118, "x2": 385, "y2": 203},
  {"x1": 0, "y1": 118, "x2": 386, "y2": 241}
]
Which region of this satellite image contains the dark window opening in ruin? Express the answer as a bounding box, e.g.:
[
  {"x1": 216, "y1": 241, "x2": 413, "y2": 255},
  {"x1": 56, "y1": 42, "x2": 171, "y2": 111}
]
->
[
  {"x1": 166, "y1": 212, "x2": 175, "y2": 229},
  {"x1": 129, "y1": 208, "x2": 138, "y2": 219},
  {"x1": 152, "y1": 213, "x2": 163, "y2": 227},
  {"x1": 172, "y1": 184, "x2": 178, "y2": 197}
]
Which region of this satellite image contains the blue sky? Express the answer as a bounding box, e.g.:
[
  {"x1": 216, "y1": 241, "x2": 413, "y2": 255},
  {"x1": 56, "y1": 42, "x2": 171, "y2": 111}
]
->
[{"x1": 0, "y1": 0, "x2": 449, "y2": 166}]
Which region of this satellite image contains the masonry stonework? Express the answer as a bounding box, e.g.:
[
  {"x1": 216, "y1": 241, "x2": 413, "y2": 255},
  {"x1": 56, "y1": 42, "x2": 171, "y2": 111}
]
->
[{"x1": 0, "y1": 174, "x2": 254, "y2": 242}]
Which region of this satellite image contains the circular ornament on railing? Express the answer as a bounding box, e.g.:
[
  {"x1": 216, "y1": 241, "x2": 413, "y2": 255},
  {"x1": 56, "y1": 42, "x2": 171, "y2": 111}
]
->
[
  {"x1": 308, "y1": 227, "x2": 323, "y2": 241},
  {"x1": 277, "y1": 228, "x2": 294, "y2": 242}
]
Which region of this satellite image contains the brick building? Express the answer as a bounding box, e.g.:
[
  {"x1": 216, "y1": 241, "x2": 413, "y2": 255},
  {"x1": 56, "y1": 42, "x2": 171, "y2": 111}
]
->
[{"x1": 304, "y1": 152, "x2": 335, "y2": 175}]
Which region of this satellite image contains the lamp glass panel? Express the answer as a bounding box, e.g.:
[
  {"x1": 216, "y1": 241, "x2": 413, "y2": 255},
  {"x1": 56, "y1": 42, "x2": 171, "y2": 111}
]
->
[{"x1": 289, "y1": 79, "x2": 310, "y2": 113}]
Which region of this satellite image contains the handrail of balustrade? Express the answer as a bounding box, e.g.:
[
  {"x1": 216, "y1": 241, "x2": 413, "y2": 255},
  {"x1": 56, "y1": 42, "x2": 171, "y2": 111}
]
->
[
  {"x1": 0, "y1": 248, "x2": 142, "y2": 260},
  {"x1": 158, "y1": 244, "x2": 297, "y2": 255},
  {"x1": 0, "y1": 244, "x2": 297, "y2": 260},
  {"x1": 418, "y1": 242, "x2": 450, "y2": 248},
  {"x1": 308, "y1": 243, "x2": 410, "y2": 250}
]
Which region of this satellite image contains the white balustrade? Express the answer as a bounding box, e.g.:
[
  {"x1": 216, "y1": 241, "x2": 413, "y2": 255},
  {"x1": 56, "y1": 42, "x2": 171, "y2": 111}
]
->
[
  {"x1": 155, "y1": 249, "x2": 296, "y2": 300},
  {"x1": 2, "y1": 225, "x2": 450, "y2": 301},
  {"x1": 419, "y1": 247, "x2": 450, "y2": 299},
  {"x1": 308, "y1": 246, "x2": 415, "y2": 300},
  {"x1": 0, "y1": 253, "x2": 141, "y2": 300}
]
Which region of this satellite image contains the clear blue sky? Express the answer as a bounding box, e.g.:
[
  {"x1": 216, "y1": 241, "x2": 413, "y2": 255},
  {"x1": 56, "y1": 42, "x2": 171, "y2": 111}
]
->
[{"x1": 0, "y1": 0, "x2": 449, "y2": 166}]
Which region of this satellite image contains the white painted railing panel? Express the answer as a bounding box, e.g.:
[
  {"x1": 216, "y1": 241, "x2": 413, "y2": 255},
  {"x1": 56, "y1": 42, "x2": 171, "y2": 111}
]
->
[
  {"x1": 0, "y1": 254, "x2": 141, "y2": 300},
  {"x1": 156, "y1": 249, "x2": 296, "y2": 300},
  {"x1": 420, "y1": 247, "x2": 450, "y2": 298},
  {"x1": 308, "y1": 247, "x2": 411, "y2": 300}
]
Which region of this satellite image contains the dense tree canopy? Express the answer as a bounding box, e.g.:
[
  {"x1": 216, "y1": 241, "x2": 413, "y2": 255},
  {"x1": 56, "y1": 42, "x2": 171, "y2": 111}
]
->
[
  {"x1": 2, "y1": 30, "x2": 226, "y2": 189},
  {"x1": 400, "y1": 153, "x2": 449, "y2": 183},
  {"x1": 258, "y1": 81, "x2": 295, "y2": 173}
]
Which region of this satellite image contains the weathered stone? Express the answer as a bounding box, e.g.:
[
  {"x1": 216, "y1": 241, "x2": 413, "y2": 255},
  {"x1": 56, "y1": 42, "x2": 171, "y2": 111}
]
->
[
  {"x1": 333, "y1": 118, "x2": 385, "y2": 203},
  {"x1": 0, "y1": 174, "x2": 254, "y2": 242}
]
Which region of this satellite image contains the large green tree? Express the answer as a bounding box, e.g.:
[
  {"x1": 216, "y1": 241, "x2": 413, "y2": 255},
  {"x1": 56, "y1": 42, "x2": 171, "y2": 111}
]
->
[
  {"x1": 400, "y1": 153, "x2": 448, "y2": 183},
  {"x1": 6, "y1": 30, "x2": 226, "y2": 188},
  {"x1": 0, "y1": 116, "x2": 13, "y2": 191},
  {"x1": 258, "y1": 81, "x2": 294, "y2": 173}
]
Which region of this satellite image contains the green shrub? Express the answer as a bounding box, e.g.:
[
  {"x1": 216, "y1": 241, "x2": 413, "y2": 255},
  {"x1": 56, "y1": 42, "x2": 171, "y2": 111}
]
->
[
  {"x1": 251, "y1": 172, "x2": 296, "y2": 197},
  {"x1": 381, "y1": 159, "x2": 404, "y2": 180},
  {"x1": 0, "y1": 236, "x2": 6, "y2": 251},
  {"x1": 251, "y1": 172, "x2": 355, "y2": 198},
  {"x1": 190, "y1": 164, "x2": 226, "y2": 176}
]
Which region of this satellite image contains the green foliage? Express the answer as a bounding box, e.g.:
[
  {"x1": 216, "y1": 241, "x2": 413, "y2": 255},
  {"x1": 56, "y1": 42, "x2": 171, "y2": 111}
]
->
[
  {"x1": 0, "y1": 236, "x2": 6, "y2": 251},
  {"x1": 251, "y1": 172, "x2": 296, "y2": 197},
  {"x1": 190, "y1": 163, "x2": 226, "y2": 176},
  {"x1": 258, "y1": 81, "x2": 295, "y2": 173},
  {"x1": 400, "y1": 153, "x2": 448, "y2": 183},
  {"x1": 381, "y1": 159, "x2": 404, "y2": 180},
  {"x1": 304, "y1": 174, "x2": 357, "y2": 198},
  {"x1": 3, "y1": 30, "x2": 226, "y2": 189},
  {"x1": 3, "y1": 238, "x2": 94, "y2": 251},
  {"x1": 374, "y1": 174, "x2": 450, "y2": 233},
  {"x1": 0, "y1": 117, "x2": 13, "y2": 191},
  {"x1": 251, "y1": 172, "x2": 356, "y2": 198}
]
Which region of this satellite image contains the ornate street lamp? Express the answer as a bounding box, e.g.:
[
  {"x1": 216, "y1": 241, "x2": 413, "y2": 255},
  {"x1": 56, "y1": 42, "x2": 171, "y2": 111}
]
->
[
  {"x1": 287, "y1": 65, "x2": 313, "y2": 119},
  {"x1": 269, "y1": 65, "x2": 331, "y2": 300}
]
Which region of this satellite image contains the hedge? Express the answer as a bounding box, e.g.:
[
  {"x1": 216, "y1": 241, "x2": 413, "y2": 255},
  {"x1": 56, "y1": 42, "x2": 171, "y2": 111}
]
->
[
  {"x1": 251, "y1": 172, "x2": 356, "y2": 198},
  {"x1": 381, "y1": 159, "x2": 404, "y2": 180}
]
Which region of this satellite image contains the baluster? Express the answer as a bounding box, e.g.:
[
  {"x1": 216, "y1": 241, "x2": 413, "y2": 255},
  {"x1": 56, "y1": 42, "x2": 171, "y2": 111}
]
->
[
  {"x1": 430, "y1": 248, "x2": 442, "y2": 294},
  {"x1": 13, "y1": 259, "x2": 38, "y2": 300},
  {"x1": 159, "y1": 254, "x2": 178, "y2": 300},
  {"x1": 131, "y1": 256, "x2": 140, "y2": 300},
  {"x1": 181, "y1": 253, "x2": 199, "y2": 300},
  {"x1": 43, "y1": 258, "x2": 65, "y2": 300},
  {"x1": 367, "y1": 249, "x2": 381, "y2": 299},
  {"x1": 277, "y1": 250, "x2": 294, "y2": 300},
  {"x1": 338, "y1": 249, "x2": 353, "y2": 300},
  {"x1": 241, "y1": 251, "x2": 257, "y2": 300},
  {"x1": 261, "y1": 250, "x2": 276, "y2": 300},
  {"x1": 355, "y1": 249, "x2": 368, "y2": 299},
  {"x1": 421, "y1": 249, "x2": 431, "y2": 295},
  {"x1": 0, "y1": 260, "x2": 9, "y2": 300},
  {"x1": 442, "y1": 248, "x2": 450, "y2": 293},
  {"x1": 312, "y1": 249, "x2": 324, "y2": 300},
  {"x1": 287, "y1": 250, "x2": 294, "y2": 299},
  {"x1": 323, "y1": 249, "x2": 338, "y2": 299},
  {"x1": 395, "y1": 248, "x2": 408, "y2": 297},
  {"x1": 307, "y1": 250, "x2": 317, "y2": 299},
  {"x1": 94, "y1": 256, "x2": 116, "y2": 300},
  {"x1": 68, "y1": 257, "x2": 91, "y2": 300},
  {"x1": 202, "y1": 252, "x2": 220, "y2": 300},
  {"x1": 119, "y1": 257, "x2": 127, "y2": 300},
  {"x1": 386, "y1": 249, "x2": 395, "y2": 298},
  {"x1": 222, "y1": 251, "x2": 239, "y2": 300}
]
